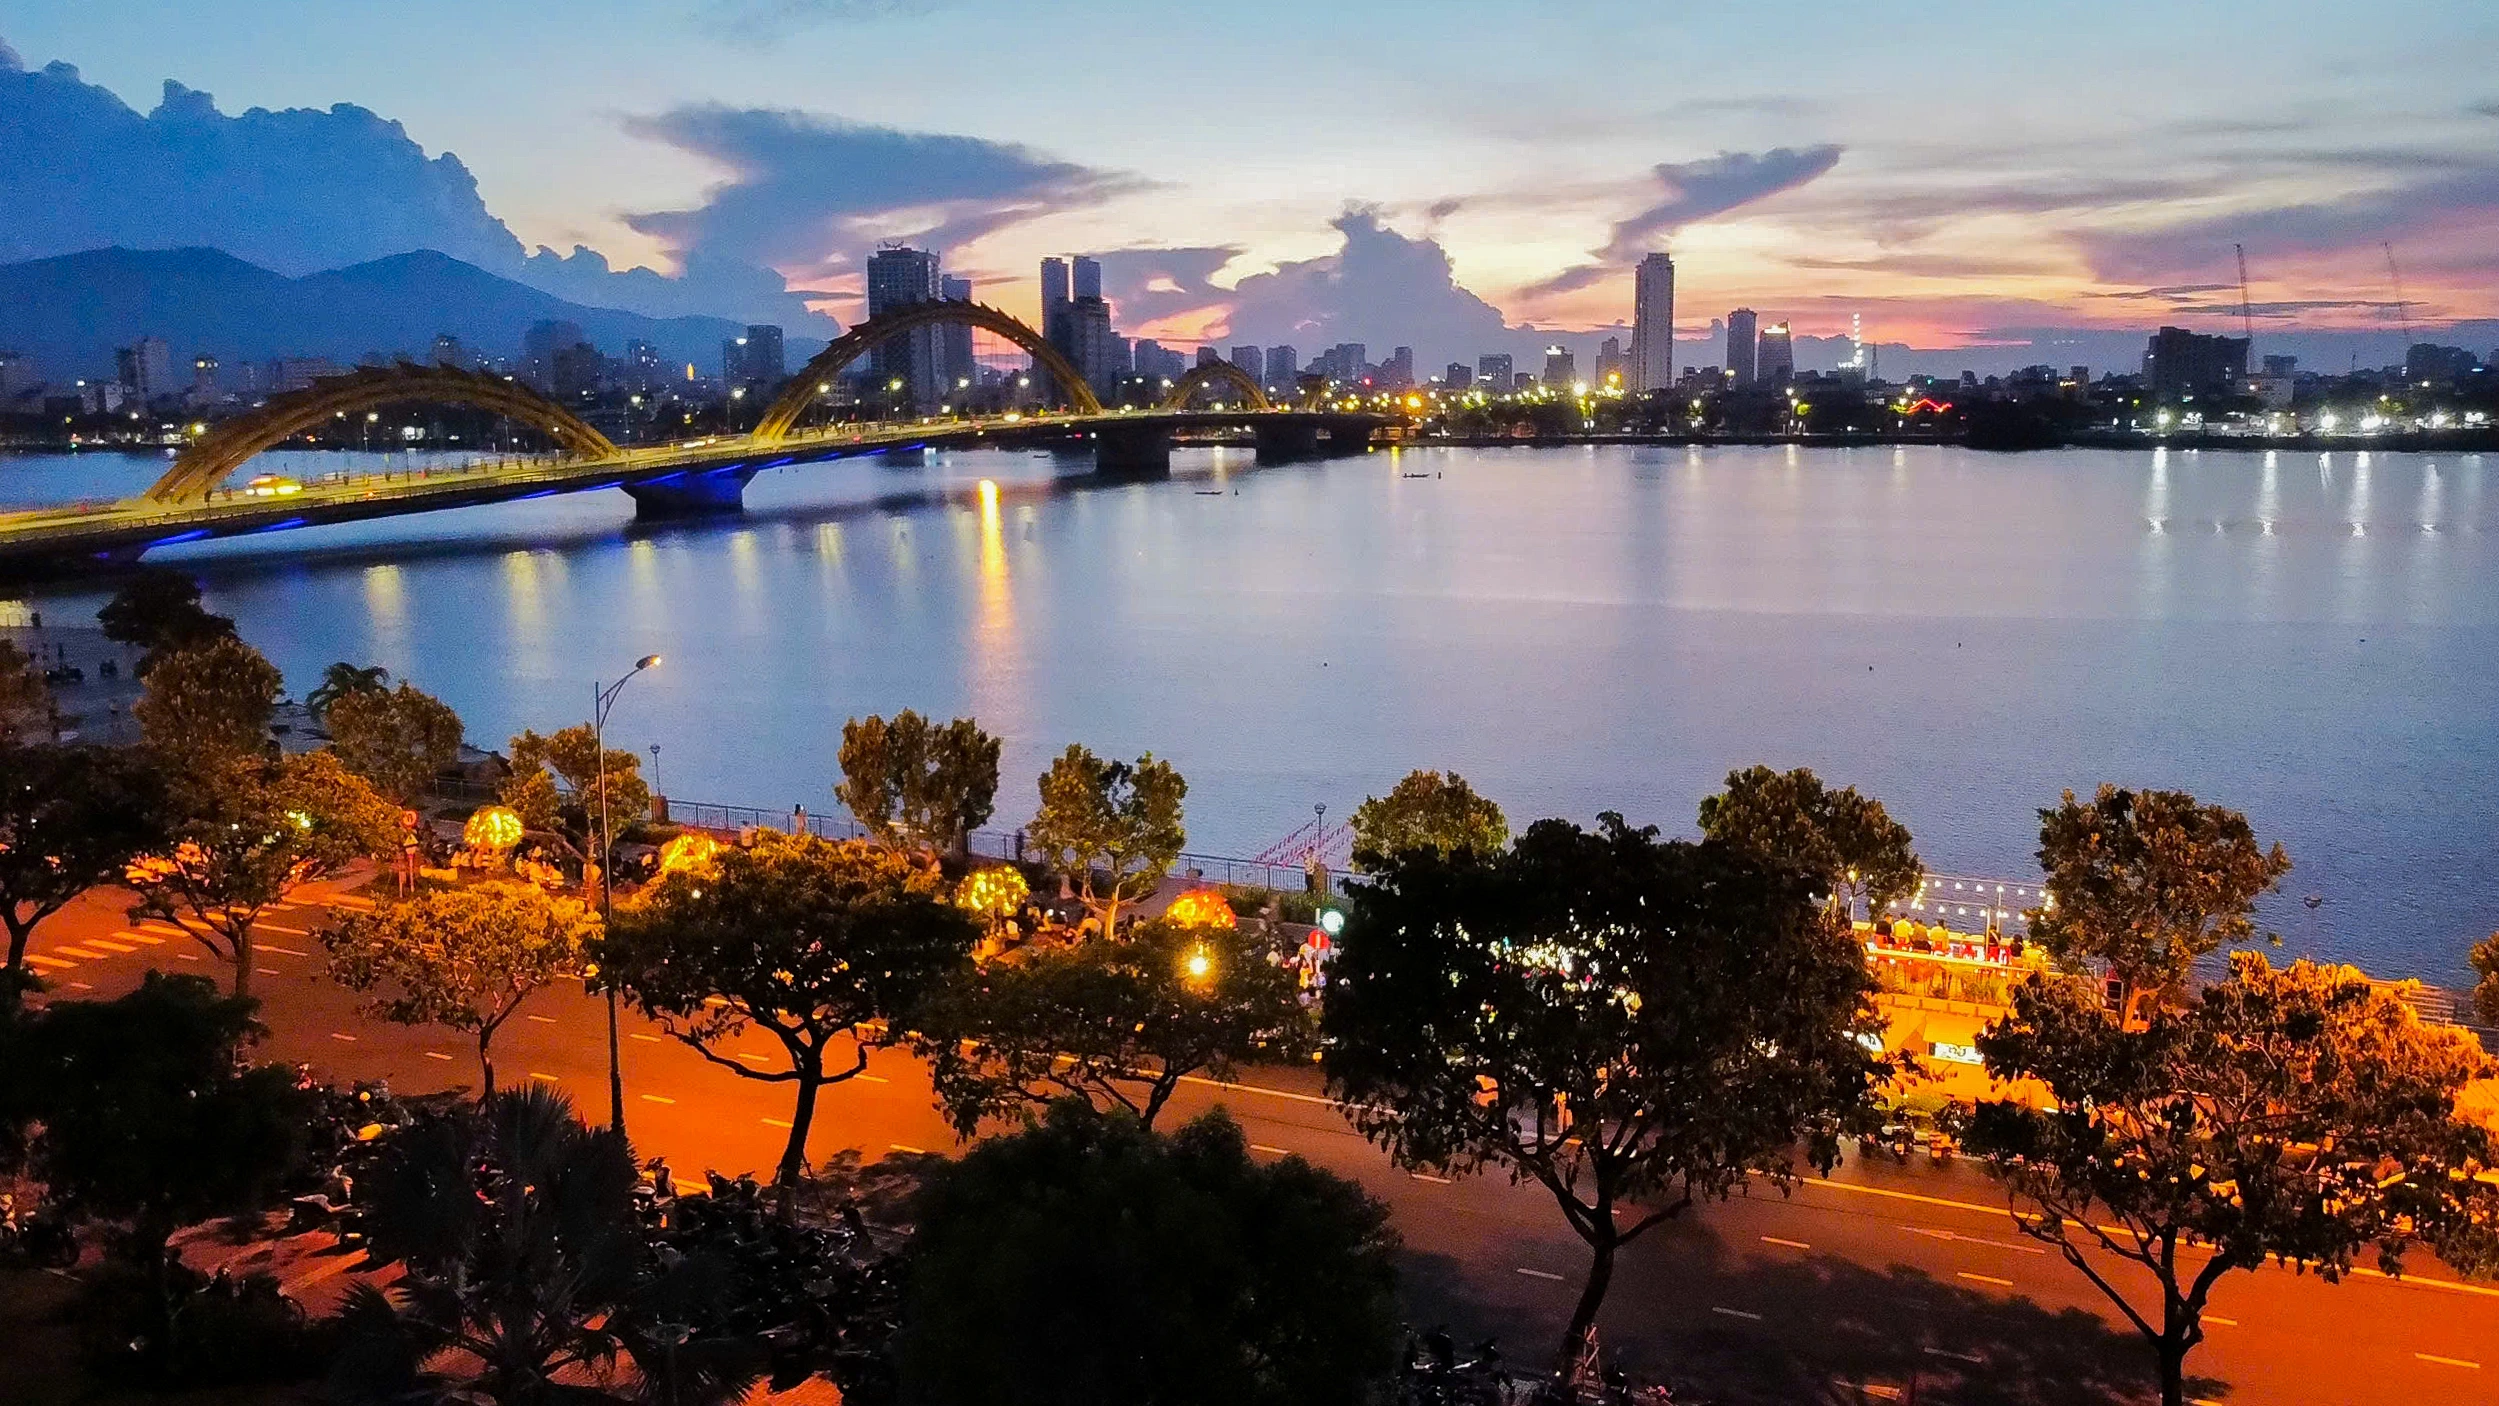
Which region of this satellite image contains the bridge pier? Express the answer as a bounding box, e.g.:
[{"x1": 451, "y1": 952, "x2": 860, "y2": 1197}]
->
[
  {"x1": 624, "y1": 467, "x2": 756, "y2": 518},
  {"x1": 1252, "y1": 421, "x2": 1324, "y2": 464},
  {"x1": 1094, "y1": 424, "x2": 1173, "y2": 479},
  {"x1": 1317, "y1": 417, "x2": 1378, "y2": 456}
]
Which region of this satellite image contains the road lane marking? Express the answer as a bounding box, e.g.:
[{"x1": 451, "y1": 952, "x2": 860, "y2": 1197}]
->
[
  {"x1": 1410, "y1": 1173, "x2": 1453, "y2": 1185},
  {"x1": 68, "y1": 981, "x2": 93, "y2": 990},
  {"x1": 629, "y1": 1033, "x2": 662, "y2": 1043},
  {"x1": 257, "y1": 924, "x2": 310, "y2": 936},
  {"x1": 330, "y1": 1032, "x2": 357, "y2": 1042},
  {"x1": 2204, "y1": 1315, "x2": 2237, "y2": 1327},
  {"x1": 424, "y1": 1052, "x2": 453, "y2": 1061},
  {"x1": 1924, "y1": 1347, "x2": 1985, "y2": 1364},
  {"x1": 761, "y1": 1118, "x2": 793, "y2": 1128},
  {"x1": 526, "y1": 1015, "x2": 557, "y2": 1024},
  {"x1": 257, "y1": 967, "x2": 281, "y2": 976},
  {"x1": 736, "y1": 1052, "x2": 772, "y2": 1064},
  {"x1": 1955, "y1": 1272, "x2": 2014, "y2": 1289},
  {"x1": 115, "y1": 932, "x2": 166, "y2": 945},
  {"x1": 856, "y1": 1074, "x2": 890, "y2": 1083},
  {"x1": 258, "y1": 944, "x2": 308, "y2": 956},
  {"x1": 702, "y1": 996, "x2": 730, "y2": 1007},
  {"x1": 640, "y1": 1095, "x2": 675, "y2": 1105},
  {"x1": 85, "y1": 939, "x2": 136, "y2": 953},
  {"x1": 139, "y1": 923, "x2": 190, "y2": 937},
  {"x1": 51, "y1": 946, "x2": 106, "y2": 960},
  {"x1": 2415, "y1": 1353, "x2": 2481, "y2": 1370},
  {"x1": 1251, "y1": 1144, "x2": 1291, "y2": 1155},
  {"x1": 1711, "y1": 1306, "x2": 1763, "y2": 1321},
  {"x1": 1902, "y1": 1225, "x2": 2048, "y2": 1255},
  {"x1": 173, "y1": 952, "x2": 199, "y2": 961},
  {"x1": 890, "y1": 1143, "x2": 927, "y2": 1154},
  {"x1": 24, "y1": 954, "x2": 72, "y2": 969},
  {"x1": 1515, "y1": 1268, "x2": 1565, "y2": 1281},
  {"x1": 1759, "y1": 1236, "x2": 1811, "y2": 1250},
  {"x1": 529, "y1": 1072, "x2": 559, "y2": 1082}
]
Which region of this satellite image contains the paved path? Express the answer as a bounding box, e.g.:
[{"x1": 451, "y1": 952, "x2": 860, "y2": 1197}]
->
[{"x1": 18, "y1": 883, "x2": 2499, "y2": 1405}]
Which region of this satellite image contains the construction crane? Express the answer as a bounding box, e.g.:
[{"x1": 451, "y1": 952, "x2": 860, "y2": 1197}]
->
[
  {"x1": 2234, "y1": 243, "x2": 2257, "y2": 347},
  {"x1": 2383, "y1": 242, "x2": 2415, "y2": 348}
]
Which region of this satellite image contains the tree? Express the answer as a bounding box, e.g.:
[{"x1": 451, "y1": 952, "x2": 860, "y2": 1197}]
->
[
  {"x1": 2470, "y1": 931, "x2": 2499, "y2": 1028},
  {"x1": 918, "y1": 917, "x2": 1312, "y2": 1133},
  {"x1": 0, "y1": 744, "x2": 170, "y2": 1008},
  {"x1": 1696, "y1": 763, "x2": 1924, "y2": 918},
  {"x1": 1348, "y1": 768, "x2": 1507, "y2": 871},
  {"x1": 1965, "y1": 956, "x2": 2491, "y2": 1406},
  {"x1": 127, "y1": 750, "x2": 400, "y2": 999},
  {"x1": 599, "y1": 833, "x2": 977, "y2": 1213},
  {"x1": 2029, "y1": 785, "x2": 2292, "y2": 1021},
  {"x1": 834, "y1": 710, "x2": 1000, "y2": 855},
  {"x1": 335, "y1": 1084, "x2": 761, "y2": 1406},
  {"x1": 1027, "y1": 745, "x2": 1186, "y2": 934},
  {"x1": 96, "y1": 567, "x2": 236, "y2": 671},
  {"x1": 501, "y1": 724, "x2": 650, "y2": 859},
  {"x1": 16, "y1": 972, "x2": 309, "y2": 1263},
  {"x1": 328, "y1": 680, "x2": 464, "y2": 805},
  {"x1": 135, "y1": 635, "x2": 283, "y2": 762},
  {"x1": 896, "y1": 1101, "x2": 1401, "y2": 1406},
  {"x1": 1322, "y1": 814, "x2": 1886, "y2": 1376},
  {"x1": 323, "y1": 883, "x2": 597, "y2": 1099},
  {"x1": 0, "y1": 639, "x2": 52, "y2": 741},
  {"x1": 305, "y1": 661, "x2": 391, "y2": 723}
]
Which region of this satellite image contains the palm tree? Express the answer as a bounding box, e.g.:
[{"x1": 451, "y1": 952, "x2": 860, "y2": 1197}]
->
[
  {"x1": 332, "y1": 1085, "x2": 760, "y2": 1406},
  {"x1": 307, "y1": 662, "x2": 391, "y2": 723}
]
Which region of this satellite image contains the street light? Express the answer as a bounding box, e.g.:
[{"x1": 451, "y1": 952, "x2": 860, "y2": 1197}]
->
[{"x1": 593, "y1": 653, "x2": 662, "y2": 1134}]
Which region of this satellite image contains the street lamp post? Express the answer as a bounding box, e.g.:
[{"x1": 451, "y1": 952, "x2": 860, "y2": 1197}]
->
[{"x1": 593, "y1": 654, "x2": 662, "y2": 1135}]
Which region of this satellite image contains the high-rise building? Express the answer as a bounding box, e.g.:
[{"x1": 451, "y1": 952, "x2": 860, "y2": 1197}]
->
[
  {"x1": 1631, "y1": 252, "x2": 1675, "y2": 392},
  {"x1": 866, "y1": 245, "x2": 944, "y2": 405},
  {"x1": 1757, "y1": 322, "x2": 1795, "y2": 385},
  {"x1": 1040, "y1": 258, "x2": 1070, "y2": 337},
  {"x1": 1595, "y1": 336, "x2": 1626, "y2": 388},
  {"x1": 1072, "y1": 256, "x2": 1103, "y2": 302},
  {"x1": 1330, "y1": 342, "x2": 1368, "y2": 383},
  {"x1": 1230, "y1": 344, "x2": 1262, "y2": 380},
  {"x1": 1478, "y1": 353, "x2": 1514, "y2": 390},
  {"x1": 1444, "y1": 362, "x2": 1473, "y2": 390},
  {"x1": 939, "y1": 276, "x2": 975, "y2": 399},
  {"x1": 2142, "y1": 326, "x2": 2249, "y2": 398},
  {"x1": 1264, "y1": 346, "x2": 1299, "y2": 388},
  {"x1": 0, "y1": 351, "x2": 39, "y2": 406},
  {"x1": 116, "y1": 335, "x2": 174, "y2": 403},
  {"x1": 743, "y1": 325, "x2": 785, "y2": 384},
  {"x1": 1195, "y1": 345, "x2": 1221, "y2": 367},
  {"x1": 1542, "y1": 345, "x2": 1578, "y2": 387},
  {"x1": 1384, "y1": 346, "x2": 1414, "y2": 388},
  {"x1": 523, "y1": 320, "x2": 586, "y2": 391},
  {"x1": 623, "y1": 340, "x2": 662, "y2": 392},
  {"x1": 1726, "y1": 309, "x2": 1759, "y2": 387}
]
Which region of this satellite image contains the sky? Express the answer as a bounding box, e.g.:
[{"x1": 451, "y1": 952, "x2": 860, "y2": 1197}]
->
[{"x1": 3, "y1": 0, "x2": 2497, "y2": 369}]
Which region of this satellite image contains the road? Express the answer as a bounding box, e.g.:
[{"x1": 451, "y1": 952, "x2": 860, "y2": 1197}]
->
[{"x1": 18, "y1": 881, "x2": 2499, "y2": 1406}]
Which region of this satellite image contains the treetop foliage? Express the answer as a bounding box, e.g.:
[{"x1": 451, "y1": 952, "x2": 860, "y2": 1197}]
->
[
  {"x1": 835, "y1": 710, "x2": 1001, "y2": 853},
  {"x1": 1697, "y1": 763, "x2": 1924, "y2": 914},
  {"x1": 1348, "y1": 768, "x2": 1507, "y2": 871}
]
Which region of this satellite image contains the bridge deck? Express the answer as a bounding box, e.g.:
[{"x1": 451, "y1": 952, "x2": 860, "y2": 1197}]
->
[{"x1": 0, "y1": 410, "x2": 1379, "y2": 570}]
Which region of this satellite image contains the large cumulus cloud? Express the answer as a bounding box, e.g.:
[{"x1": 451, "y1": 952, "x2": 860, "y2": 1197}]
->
[{"x1": 1221, "y1": 209, "x2": 1520, "y2": 369}]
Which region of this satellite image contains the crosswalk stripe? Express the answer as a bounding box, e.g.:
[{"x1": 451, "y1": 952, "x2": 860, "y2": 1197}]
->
[
  {"x1": 51, "y1": 946, "x2": 106, "y2": 960},
  {"x1": 24, "y1": 954, "x2": 73, "y2": 969},
  {"x1": 116, "y1": 931, "x2": 168, "y2": 945},
  {"x1": 85, "y1": 939, "x2": 136, "y2": 954}
]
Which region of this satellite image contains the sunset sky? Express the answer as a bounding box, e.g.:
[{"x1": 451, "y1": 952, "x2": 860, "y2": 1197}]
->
[{"x1": 4, "y1": 0, "x2": 2495, "y2": 357}]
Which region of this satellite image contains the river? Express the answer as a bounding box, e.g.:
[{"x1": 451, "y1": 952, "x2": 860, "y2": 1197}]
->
[{"x1": 5, "y1": 441, "x2": 2494, "y2": 985}]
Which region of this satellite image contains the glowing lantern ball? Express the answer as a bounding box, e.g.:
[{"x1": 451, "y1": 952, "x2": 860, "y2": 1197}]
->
[
  {"x1": 657, "y1": 832, "x2": 721, "y2": 876},
  {"x1": 954, "y1": 865, "x2": 1030, "y2": 923},
  {"x1": 1164, "y1": 888, "x2": 1237, "y2": 931},
  {"x1": 463, "y1": 806, "x2": 525, "y2": 854}
]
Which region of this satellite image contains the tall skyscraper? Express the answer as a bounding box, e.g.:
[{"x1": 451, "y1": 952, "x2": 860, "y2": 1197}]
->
[
  {"x1": 939, "y1": 275, "x2": 975, "y2": 398},
  {"x1": 742, "y1": 324, "x2": 785, "y2": 383},
  {"x1": 1444, "y1": 362, "x2": 1474, "y2": 390},
  {"x1": 1757, "y1": 321, "x2": 1795, "y2": 385},
  {"x1": 1631, "y1": 252, "x2": 1675, "y2": 392},
  {"x1": 1385, "y1": 346, "x2": 1414, "y2": 387},
  {"x1": 1726, "y1": 309, "x2": 1759, "y2": 386},
  {"x1": 522, "y1": 321, "x2": 585, "y2": 392},
  {"x1": 1478, "y1": 353, "x2": 1513, "y2": 389},
  {"x1": 1595, "y1": 336, "x2": 1626, "y2": 387},
  {"x1": 1542, "y1": 345, "x2": 1578, "y2": 387},
  {"x1": 1264, "y1": 346, "x2": 1298, "y2": 388},
  {"x1": 866, "y1": 245, "x2": 944, "y2": 404},
  {"x1": 1230, "y1": 344, "x2": 1261, "y2": 380},
  {"x1": 1072, "y1": 255, "x2": 1103, "y2": 301},
  {"x1": 1040, "y1": 258, "x2": 1070, "y2": 337}
]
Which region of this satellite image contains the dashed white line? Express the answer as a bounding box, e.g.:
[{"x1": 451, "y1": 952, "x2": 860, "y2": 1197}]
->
[
  {"x1": 736, "y1": 1052, "x2": 772, "y2": 1064},
  {"x1": 1515, "y1": 1268, "x2": 1565, "y2": 1282},
  {"x1": 761, "y1": 1117, "x2": 793, "y2": 1128},
  {"x1": 1956, "y1": 1272, "x2": 2014, "y2": 1289},
  {"x1": 1711, "y1": 1306, "x2": 1764, "y2": 1322},
  {"x1": 2203, "y1": 1315, "x2": 2237, "y2": 1327},
  {"x1": 116, "y1": 932, "x2": 166, "y2": 945},
  {"x1": 1410, "y1": 1172, "x2": 1453, "y2": 1185},
  {"x1": 525, "y1": 1015, "x2": 557, "y2": 1024},
  {"x1": 67, "y1": 981, "x2": 93, "y2": 991},
  {"x1": 330, "y1": 1032, "x2": 358, "y2": 1042},
  {"x1": 529, "y1": 1072, "x2": 560, "y2": 1083},
  {"x1": 889, "y1": 1143, "x2": 927, "y2": 1154},
  {"x1": 258, "y1": 944, "x2": 308, "y2": 956},
  {"x1": 173, "y1": 952, "x2": 199, "y2": 961},
  {"x1": 1759, "y1": 1235, "x2": 1811, "y2": 1250},
  {"x1": 629, "y1": 1033, "x2": 662, "y2": 1043},
  {"x1": 1250, "y1": 1144, "x2": 1291, "y2": 1155},
  {"x1": 257, "y1": 924, "x2": 310, "y2": 936},
  {"x1": 2415, "y1": 1353, "x2": 2481, "y2": 1370},
  {"x1": 423, "y1": 1052, "x2": 454, "y2": 1061},
  {"x1": 1924, "y1": 1347, "x2": 1985, "y2": 1365},
  {"x1": 856, "y1": 1074, "x2": 890, "y2": 1083},
  {"x1": 640, "y1": 1095, "x2": 675, "y2": 1105},
  {"x1": 257, "y1": 967, "x2": 281, "y2": 976}
]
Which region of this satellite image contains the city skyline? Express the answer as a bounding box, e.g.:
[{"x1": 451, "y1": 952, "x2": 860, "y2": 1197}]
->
[{"x1": 3, "y1": 2, "x2": 2496, "y2": 365}]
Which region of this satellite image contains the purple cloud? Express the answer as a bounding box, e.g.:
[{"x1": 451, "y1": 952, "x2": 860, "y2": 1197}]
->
[{"x1": 1531, "y1": 145, "x2": 1845, "y2": 297}]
